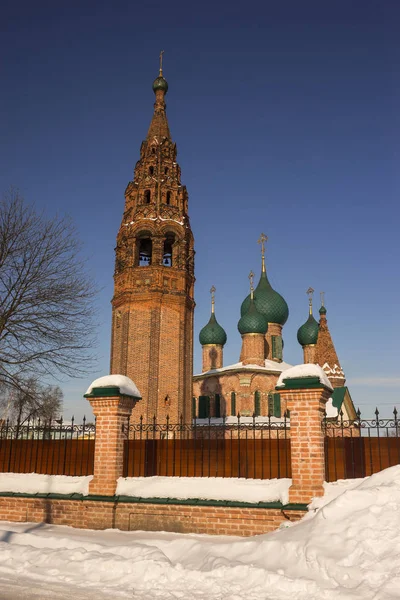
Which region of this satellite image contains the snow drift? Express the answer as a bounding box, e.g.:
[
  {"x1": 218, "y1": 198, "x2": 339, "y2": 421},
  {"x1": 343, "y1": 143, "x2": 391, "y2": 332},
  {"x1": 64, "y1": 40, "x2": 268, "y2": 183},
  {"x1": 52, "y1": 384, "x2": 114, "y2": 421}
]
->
[{"x1": 1, "y1": 465, "x2": 400, "y2": 598}]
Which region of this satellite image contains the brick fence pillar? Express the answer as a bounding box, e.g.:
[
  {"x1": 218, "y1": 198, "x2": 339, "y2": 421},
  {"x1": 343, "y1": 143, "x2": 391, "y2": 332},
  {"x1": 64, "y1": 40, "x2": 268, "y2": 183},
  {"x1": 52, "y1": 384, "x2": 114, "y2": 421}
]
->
[
  {"x1": 84, "y1": 377, "x2": 141, "y2": 496},
  {"x1": 276, "y1": 370, "x2": 332, "y2": 504}
]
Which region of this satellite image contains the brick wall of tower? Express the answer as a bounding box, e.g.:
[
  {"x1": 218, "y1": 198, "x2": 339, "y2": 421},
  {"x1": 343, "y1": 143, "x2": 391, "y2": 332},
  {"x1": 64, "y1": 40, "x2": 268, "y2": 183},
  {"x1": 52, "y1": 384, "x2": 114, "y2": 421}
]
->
[
  {"x1": 240, "y1": 334, "x2": 265, "y2": 366},
  {"x1": 202, "y1": 345, "x2": 223, "y2": 371},
  {"x1": 303, "y1": 344, "x2": 317, "y2": 363},
  {"x1": 110, "y1": 73, "x2": 195, "y2": 424},
  {"x1": 265, "y1": 323, "x2": 283, "y2": 361}
]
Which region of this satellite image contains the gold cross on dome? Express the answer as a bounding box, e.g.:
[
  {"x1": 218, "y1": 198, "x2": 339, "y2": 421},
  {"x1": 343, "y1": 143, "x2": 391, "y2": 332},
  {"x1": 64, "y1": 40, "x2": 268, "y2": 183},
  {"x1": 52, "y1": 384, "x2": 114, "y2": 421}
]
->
[
  {"x1": 248, "y1": 270, "x2": 255, "y2": 292},
  {"x1": 257, "y1": 233, "x2": 268, "y2": 255},
  {"x1": 306, "y1": 287, "x2": 314, "y2": 314},
  {"x1": 258, "y1": 233, "x2": 268, "y2": 273},
  {"x1": 320, "y1": 291, "x2": 325, "y2": 307},
  {"x1": 210, "y1": 285, "x2": 216, "y2": 312},
  {"x1": 159, "y1": 50, "x2": 164, "y2": 76}
]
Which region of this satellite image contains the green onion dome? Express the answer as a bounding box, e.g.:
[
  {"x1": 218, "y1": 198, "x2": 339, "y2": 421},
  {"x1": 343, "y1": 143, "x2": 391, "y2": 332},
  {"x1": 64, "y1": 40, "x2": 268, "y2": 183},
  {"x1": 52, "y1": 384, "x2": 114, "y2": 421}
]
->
[
  {"x1": 297, "y1": 313, "x2": 319, "y2": 346},
  {"x1": 240, "y1": 271, "x2": 289, "y2": 325},
  {"x1": 238, "y1": 298, "x2": 269, "y2": 335},
  {"x1": 199, "y1": 313, "x2": 227, "y2": 346},
  {"x1": 319, "y1": 305, "x2": 327, "y2": 315},
  {"x1": 152, "y1": 76, "x2": 168, "y2": 94}
]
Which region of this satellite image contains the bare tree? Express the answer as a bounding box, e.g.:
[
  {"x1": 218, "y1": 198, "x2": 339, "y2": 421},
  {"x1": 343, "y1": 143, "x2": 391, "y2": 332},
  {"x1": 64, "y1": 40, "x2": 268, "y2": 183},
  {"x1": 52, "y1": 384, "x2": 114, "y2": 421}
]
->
[
  {"x1": 0, "y1": 190, "x2": 97, "y2": 392},
  {"x1": 0, "y1": 378, "x2": 63, "y2": 425}
]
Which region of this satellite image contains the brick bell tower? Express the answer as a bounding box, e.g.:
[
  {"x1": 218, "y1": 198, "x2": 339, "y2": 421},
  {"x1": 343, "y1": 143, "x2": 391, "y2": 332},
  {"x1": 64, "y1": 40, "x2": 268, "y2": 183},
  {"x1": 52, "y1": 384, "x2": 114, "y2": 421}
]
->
[{"x1": 110, "y1": 54, "x2": 195, "y2": 423}]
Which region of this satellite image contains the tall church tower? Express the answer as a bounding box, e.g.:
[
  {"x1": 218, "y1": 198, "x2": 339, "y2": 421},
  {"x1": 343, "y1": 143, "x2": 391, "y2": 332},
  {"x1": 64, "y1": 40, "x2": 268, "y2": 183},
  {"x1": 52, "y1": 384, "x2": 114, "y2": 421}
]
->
[{"x1": 110, "y1": 57, "x2": 195, "y2": 422}]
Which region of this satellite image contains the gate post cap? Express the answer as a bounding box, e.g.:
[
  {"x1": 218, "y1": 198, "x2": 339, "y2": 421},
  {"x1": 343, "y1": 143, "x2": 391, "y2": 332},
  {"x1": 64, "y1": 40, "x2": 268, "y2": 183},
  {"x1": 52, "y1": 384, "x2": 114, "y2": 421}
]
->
[
  {"x1": 84, "y1": 375, "x2": 142, "y2": 399},
  {"x1": 276, "y1": 364, "x2": 333, "y2": 391}
]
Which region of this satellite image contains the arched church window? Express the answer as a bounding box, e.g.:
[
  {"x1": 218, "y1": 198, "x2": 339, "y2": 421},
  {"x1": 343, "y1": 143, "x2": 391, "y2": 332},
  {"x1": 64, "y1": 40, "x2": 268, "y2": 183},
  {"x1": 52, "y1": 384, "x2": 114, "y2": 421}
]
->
[
  {"x1": 166, "y1": 191, "x2": 171, "y2": 205},
  {"x1": 144, "y1": 190, "x2": 151, "y2": 204},
  {"x1": 254, "y1": 391, "x2": 261, "y2": 417},
  {"x1": 137, "y1": 237, "x2": 152, "y2": 266},
  {"x1": 164, "y1": 167, "x2": 169, "y2": 175},
  {"x1": 149, "y1": 166, "x2": 154, "y2": 175},
  {"x1": 163, "y1": 232, "x2": 175, "y2": 267},
  {"x1": 151, "y1": 147, "x2": 156, "y2": 155}
]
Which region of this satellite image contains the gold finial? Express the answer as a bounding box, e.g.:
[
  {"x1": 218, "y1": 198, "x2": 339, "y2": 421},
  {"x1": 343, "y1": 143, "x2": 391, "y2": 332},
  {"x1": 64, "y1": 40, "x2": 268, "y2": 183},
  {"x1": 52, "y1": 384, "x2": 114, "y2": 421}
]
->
[
  {"x1": 249, "y1": 270, "x2": 255, "y2": 299},
  {"x1": 257, "y1": 233, "x2": 268, "y2": 273},
  {"x1": 320, "y1": 291, "x2": 325, "y2": 307},
  {"x1": 159, "y1": 50, "x2": 164, "y2": 76},
  {"x1": 306, "y1": 287, "x2": 314, "y2": 315},
  {"x1": 210, "y1": 285, "x2": 216, "y2": 313}
]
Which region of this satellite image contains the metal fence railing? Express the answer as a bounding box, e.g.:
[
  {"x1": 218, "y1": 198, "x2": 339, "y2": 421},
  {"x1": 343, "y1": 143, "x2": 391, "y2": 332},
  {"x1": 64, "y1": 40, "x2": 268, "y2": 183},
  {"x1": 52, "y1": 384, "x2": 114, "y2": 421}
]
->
[
  {"x1": 123, "y1": 414, "x2": 291, "y2": 479},
  {"x1": 0, "y1": 417, "x2": 95, "y2": 476},
  {"x1": 324, "y1": 408, "x2": 400, "y2": 482},
  {"x1": 1, "y1": 409, "x2": 399, "y2": 483}
]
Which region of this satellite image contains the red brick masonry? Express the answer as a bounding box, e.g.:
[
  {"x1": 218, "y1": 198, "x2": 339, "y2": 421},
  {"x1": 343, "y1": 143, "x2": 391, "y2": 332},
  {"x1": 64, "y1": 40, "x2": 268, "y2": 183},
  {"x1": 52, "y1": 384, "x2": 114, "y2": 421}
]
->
[{"x1": 0, "y1": 495, "x2": 306, "y2": 536}]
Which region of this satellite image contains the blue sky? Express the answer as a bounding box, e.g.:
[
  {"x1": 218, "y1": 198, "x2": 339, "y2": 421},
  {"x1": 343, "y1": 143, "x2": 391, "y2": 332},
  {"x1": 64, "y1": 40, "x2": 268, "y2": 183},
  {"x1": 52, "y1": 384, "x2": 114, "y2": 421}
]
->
[{"x1": 1, "y1": 0, "x2": 399, "y2": 420}]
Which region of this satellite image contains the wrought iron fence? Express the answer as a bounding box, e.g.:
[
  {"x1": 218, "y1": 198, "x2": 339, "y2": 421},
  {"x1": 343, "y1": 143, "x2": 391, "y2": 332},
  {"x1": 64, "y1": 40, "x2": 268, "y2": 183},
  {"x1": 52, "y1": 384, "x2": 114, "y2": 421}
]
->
[
  {"x1": 323, "y1": 408, "x2": 400, "y2": 482},
  {"x1": 123, "y1": 413, "x2": 291, "y2": 479},
  {"x1": 0, "y1": 416, "x2": 95, "y2": 476}
]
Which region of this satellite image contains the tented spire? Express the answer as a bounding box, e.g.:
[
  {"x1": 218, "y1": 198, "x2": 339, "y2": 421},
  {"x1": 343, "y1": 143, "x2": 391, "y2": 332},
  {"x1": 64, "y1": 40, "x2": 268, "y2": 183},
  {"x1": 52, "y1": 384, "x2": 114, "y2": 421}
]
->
[
  {"x1": 315, "y1": 299, "x2": 346, "y2": 387},
  {"x1": 147, "y1": 53, "x2": 171, "y2": 141}
]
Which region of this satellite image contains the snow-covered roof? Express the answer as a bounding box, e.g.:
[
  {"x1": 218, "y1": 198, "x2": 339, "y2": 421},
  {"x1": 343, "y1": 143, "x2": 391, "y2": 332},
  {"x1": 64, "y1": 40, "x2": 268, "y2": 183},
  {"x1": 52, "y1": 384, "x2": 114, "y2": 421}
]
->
[
  {"x1": 194, "y1": 359, "x2": 293, "y2": 378},
  {"x1": 276, "y1": 364, "x2": 333, "y2": 391},
  {"x1": 85, "y1": 375, "x2": 142, "y2": 398}
]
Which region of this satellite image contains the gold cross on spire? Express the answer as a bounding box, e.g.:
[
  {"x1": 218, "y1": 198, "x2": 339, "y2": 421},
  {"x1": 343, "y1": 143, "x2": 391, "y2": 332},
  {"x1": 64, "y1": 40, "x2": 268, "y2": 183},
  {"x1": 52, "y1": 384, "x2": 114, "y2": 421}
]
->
[
  {"x1": 306, "y1": 287, "x2": 314, "y2": 315},
  {"x1": 210, "y1": 285, "x2": 216, "y2": 313},
  {"x1": 159, "y1": 50, "x2": 164, "y2": 76},
  {"x1": 320, "y1": 291, "x2": 325, "y2": 307},
  {"x1": 249, "y1": 270, "x2": 255, "y2": 298},
  {"x1": 258, "y1": 233, "x2": 268, "y2": 273}
]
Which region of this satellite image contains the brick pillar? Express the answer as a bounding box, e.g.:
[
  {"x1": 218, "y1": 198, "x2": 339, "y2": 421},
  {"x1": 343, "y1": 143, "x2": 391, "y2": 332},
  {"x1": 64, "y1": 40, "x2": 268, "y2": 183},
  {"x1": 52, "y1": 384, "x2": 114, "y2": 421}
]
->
[
  {"x1": 277, "y1": 376, "x2": 331, "y2": 504},
  {"x1": 85, "y1": 382, "x2": 140, "y2": 496},
  {"x1": 202, "y1": 344, "x2": 223, "y2": 371}
]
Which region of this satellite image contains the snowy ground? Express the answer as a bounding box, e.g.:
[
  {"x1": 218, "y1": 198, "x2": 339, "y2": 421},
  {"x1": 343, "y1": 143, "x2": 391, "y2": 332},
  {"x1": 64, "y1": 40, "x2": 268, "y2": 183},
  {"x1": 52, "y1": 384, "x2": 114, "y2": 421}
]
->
[{"x1": 1, "y1": 465, "x2": 400, "y2": 599}]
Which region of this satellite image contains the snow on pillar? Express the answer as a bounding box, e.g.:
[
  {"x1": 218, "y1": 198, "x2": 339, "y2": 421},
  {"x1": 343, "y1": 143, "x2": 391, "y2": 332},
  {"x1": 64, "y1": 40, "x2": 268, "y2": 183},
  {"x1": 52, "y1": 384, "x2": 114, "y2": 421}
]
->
[
  {"x1": 276, "y1": 365, "x2": 332, "y2": 504},
  {"x1": 84, "y1": 375, "x2": 141, "y2": 496}
]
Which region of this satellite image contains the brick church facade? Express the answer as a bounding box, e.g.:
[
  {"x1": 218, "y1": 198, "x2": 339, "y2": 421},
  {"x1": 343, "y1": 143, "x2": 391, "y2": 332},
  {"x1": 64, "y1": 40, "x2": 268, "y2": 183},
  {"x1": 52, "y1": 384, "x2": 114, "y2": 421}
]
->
[
  {"x1": 110, "y1": 63, "x2": 356, "y2": 425},
  {"x1": 193, "y1": 279, "x2": 355, "y2": 422}
]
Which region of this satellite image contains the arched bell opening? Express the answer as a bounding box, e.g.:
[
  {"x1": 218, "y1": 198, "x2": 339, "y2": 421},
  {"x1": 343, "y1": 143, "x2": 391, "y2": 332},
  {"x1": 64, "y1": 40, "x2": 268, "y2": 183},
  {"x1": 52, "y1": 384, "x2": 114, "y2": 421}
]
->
[
  {"x1": 137, "y1": 235, "x2": 152, "y2": 266},
  {"x1": 163, "y1": 232, "x2": 175, "y2": 267}
]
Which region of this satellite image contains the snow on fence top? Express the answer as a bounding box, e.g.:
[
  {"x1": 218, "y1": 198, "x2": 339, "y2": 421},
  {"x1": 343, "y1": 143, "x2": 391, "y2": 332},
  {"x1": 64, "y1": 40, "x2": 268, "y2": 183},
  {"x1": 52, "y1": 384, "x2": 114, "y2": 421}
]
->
[
  {"x1": 276, "y1": 364, "x2": 333, "y2": 391},
  {"x1": 85, "y1": 374, "x2": 142, "y2": 398}
]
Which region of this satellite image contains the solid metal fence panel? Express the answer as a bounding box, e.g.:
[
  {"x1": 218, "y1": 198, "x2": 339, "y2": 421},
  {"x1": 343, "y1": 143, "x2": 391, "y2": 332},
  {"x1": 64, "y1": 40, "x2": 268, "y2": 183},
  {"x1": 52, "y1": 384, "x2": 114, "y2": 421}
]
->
[
  {"x1": 0, "y1": 417, "x2": 95, "y2": 476},
  {"x1": 123, "y1": 414, "x2": 291, "y2": 479},
  {"x1": 324, "y1": 408, "x2": 400, "y2": 482}
]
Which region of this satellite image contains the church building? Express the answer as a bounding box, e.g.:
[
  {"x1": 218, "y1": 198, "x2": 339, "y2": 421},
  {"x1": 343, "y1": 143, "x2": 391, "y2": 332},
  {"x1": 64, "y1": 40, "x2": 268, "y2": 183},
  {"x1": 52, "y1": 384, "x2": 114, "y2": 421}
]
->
[
  {"x1": 110, "y1": 61, "x2": 356, "y2": 425},
  {"x1": 193, "y1": 256, "x2": 356, "y2": 422}
]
